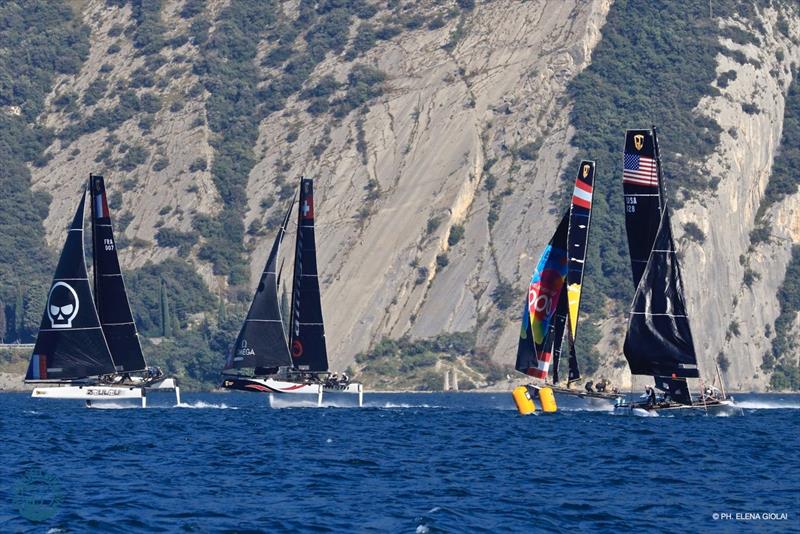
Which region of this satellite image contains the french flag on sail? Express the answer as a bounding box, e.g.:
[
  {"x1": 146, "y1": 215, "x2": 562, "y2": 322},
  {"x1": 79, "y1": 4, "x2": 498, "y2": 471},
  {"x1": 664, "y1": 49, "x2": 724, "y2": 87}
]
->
[
  {"x1": 30, "y1": 354, "x2": 47, "y2": 379},
  {"x1": 572, "y1": 179, "x2": 593, "y2": 209},
  {"x1": 95, "y1": 190, "x2": 110, "y2": 219}
]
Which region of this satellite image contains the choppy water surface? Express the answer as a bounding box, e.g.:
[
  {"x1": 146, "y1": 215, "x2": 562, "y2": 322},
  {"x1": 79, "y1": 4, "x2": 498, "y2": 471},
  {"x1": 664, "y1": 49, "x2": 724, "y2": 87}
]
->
[{"x1": 1, "y1": 392, "x2": 798, "y2": 532}]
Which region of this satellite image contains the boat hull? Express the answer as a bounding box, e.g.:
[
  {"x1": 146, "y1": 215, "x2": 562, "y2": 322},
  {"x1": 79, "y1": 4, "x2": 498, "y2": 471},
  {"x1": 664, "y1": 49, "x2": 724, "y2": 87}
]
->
[
  {"x1": 31, "y1": 378, "x2": 180, "y2": 407},
  {"x1": 221, "y1": 376, "x2": 363, "y2": 406},
  {"x1": 613, "y1": 398, "x2": 743, "y2": 416}
]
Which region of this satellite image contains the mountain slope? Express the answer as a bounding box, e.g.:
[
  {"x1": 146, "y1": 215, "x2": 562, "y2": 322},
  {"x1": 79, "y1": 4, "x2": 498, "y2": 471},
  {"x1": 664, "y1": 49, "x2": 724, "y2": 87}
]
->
[{"x1": 0, "y1": 0, "x2": 798, "y2": 390}]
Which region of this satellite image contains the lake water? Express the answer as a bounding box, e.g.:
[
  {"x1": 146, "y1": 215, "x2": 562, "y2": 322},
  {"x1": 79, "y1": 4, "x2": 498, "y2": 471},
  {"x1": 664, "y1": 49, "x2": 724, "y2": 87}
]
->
[{"x1": 1, "y1": 391, "x2": 798, "y2": 532}]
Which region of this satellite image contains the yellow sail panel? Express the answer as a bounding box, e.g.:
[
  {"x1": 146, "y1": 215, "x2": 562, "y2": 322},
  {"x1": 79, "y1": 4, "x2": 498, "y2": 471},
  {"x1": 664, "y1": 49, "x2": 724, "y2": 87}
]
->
[{"x1": 567, "y1": 283, "x2": 581, "y2": 338}]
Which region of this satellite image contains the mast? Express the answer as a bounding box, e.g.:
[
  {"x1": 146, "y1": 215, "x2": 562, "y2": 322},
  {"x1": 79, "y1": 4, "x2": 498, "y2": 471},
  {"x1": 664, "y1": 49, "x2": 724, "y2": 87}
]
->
[
  {"x1": 226, "y1": 199, "x2": 294, "y2": 372},
  {"x1": 26, "y1": 188, "x2": 116, "y2": 381},
  {"x1": 651, "y1": 126, "x2": 666, "y2": 209},
  {"x1": 289, "y1": 177, "x2": 329, "y2": 372},
  {"x1": 89, "y1": 174, "x2": 146, "y2": 373}
]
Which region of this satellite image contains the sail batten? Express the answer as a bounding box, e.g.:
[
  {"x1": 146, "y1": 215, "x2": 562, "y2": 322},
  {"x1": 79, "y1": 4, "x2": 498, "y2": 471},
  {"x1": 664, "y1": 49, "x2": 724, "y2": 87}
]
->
[
  {"x1": 226, "y1": 200, "x2": 294, "y2": 371},
  {"x1": 26, "y1": 189, "x2": 116, "y2": 382}
]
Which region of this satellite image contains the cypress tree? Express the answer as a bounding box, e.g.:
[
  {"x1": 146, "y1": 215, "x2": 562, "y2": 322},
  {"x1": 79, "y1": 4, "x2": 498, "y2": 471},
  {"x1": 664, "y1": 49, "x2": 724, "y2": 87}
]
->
[
  {"x1": 160, "y1": 280, "x2": 172, "y2": 337},
  {"x1": 15, "y1": 287, "x2": 24, "y2": 341}
]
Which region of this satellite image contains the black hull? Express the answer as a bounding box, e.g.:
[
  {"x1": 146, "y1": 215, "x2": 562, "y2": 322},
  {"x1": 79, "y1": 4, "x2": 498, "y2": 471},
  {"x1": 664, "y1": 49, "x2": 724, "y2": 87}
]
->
[{"x1": 614, "y1": 398, "x2": 743, "y2": 416}]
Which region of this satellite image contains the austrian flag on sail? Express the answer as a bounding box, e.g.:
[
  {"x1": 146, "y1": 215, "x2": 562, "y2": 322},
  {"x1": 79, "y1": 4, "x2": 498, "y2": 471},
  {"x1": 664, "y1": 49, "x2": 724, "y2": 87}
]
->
[{"x1": 571, "y1": 175, "x2": 593, "y2": 209}]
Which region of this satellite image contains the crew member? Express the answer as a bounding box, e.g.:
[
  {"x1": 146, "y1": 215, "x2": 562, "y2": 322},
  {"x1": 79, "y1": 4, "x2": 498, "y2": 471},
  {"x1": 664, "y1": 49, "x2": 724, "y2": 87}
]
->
[
  {"x1": 645, "y1": 386, "x2": 656, "y2": 406},
  {"x1": 585, "y1": 380, "x2": 594, "y2": 393},
  {"x1": 596, "y1": 378, "x2": 609, "y2": 393}
]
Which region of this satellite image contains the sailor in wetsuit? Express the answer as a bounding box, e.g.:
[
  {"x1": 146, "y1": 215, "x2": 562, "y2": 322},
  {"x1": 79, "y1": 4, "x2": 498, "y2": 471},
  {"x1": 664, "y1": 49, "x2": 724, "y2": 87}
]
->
[
  {"x1": 595, "y1": 378, "x2": 610, "y2": 393},
  {"x1": 644, "y1": 386, "x2": 657, "y2": 406},
  {"x1": 585, "y1": 380, "x2": 594, "y2": 393}
]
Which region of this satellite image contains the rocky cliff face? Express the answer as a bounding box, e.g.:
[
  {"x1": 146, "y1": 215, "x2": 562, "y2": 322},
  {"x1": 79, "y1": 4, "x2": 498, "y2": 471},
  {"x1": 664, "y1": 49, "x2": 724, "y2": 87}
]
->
[
  {"x1": 246, "y1": 0, "x2": 612, "y2": 371},
  {"x1": 23, "y1": 0, "x2": 800, "y2": 389},
  {"x1": 676, "y1": 8, "x2": 800, "y2": 391}
]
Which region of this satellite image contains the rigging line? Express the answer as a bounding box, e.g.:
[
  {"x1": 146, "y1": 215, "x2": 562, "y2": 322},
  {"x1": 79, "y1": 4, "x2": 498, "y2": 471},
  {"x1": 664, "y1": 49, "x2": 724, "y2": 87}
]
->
[{"x1": 630, "y1": 312, "x2": 689, "y2": 317}]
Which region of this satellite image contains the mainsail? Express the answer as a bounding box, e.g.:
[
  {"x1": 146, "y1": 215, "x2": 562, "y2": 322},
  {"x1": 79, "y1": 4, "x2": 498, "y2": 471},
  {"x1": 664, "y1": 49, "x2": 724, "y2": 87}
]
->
[
  {"x1": 26, "y1": 189, "x2": 117, "y2": 381},
  {"x1": 515, "y1": 212, "x2": 569, "y2": 379},
  {"x1": 623, "y1": 207, "x2": 700, "y2": 380},
  {"x1": 289, "y1": 177, "x2": 329, "y2": 372},
  {"x1": 622, "y1": 129, "x2": 699, "y2": 402},
  {"x1": 90, "y1": 174, "x2": 146, "y2": 373},
  {"x1": 226, "y1": 200, "x2": 294, "y2": 371},
  {"x1": 564, "y1": 160, "x2": 595, "y2": 382}
]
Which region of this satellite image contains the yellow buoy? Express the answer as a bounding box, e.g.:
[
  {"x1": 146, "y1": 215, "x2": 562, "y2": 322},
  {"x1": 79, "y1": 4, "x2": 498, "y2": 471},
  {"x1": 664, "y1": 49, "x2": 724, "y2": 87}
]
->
[
  {"x1": 538, "y1": 386, "x2": 557, "y2": 412},
  {"x1": 512, "y1": 386, "x2": 536, "y2": 415}
]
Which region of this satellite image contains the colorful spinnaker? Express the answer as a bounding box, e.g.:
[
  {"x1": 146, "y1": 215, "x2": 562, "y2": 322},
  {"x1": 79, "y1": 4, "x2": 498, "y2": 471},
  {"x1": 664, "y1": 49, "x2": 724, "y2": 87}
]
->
[{"x1": 515, "y1": 212, "x2": 569, "y2": 379}]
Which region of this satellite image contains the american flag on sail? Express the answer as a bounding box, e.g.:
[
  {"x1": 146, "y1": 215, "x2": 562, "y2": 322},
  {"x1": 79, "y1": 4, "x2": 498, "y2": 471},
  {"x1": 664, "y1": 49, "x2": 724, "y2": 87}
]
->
[{"x1": 623, "y1": 153, "x2": 658, "y2": 187}]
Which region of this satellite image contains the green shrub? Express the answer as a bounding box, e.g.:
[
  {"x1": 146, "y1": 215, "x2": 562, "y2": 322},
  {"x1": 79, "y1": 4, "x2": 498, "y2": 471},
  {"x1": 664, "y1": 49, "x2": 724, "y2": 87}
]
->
[
  {"x1": 683, "y1": 222, "x2": 705, "y2": 243},
  {"x1": 491, "y1": 279, "x2": 518, "y2": 311},
  {"x1": 118, "y1": 145, "x2": 149, "y2": 171},
  {"x1": 448, "y1": 224, "x2": 465, "y2": 247},
  {"x1": 152, "y1": 157, "x2": 169, "y2": 171},
  {"x1": 426, "y1": 214, "x2": 442, "y2": 235},
  {"x1": 189, "y1": 157, "x2": 208, "y2": 173},
  {"x1": 517, "y1": 140, "x2": 542, "y2": 161}
]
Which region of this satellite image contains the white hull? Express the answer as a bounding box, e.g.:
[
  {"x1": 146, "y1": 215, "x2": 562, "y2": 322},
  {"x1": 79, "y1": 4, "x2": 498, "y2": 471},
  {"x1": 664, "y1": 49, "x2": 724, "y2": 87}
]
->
[
  {"x1": 222, "y1": 376, "x2": 363, "y2": 406},
  {"x1": 31, "y1": 378, "x2": 180, "y2": 407}
]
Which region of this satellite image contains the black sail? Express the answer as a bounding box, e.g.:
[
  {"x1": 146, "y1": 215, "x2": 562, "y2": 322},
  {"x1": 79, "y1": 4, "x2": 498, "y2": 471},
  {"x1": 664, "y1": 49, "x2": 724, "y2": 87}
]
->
[
  {"x1": 623, "y1": 129, "x2": 699, "y2": 402},
  {"x1": 26, "y1": 190, "x2": 116, "y2": 381},
  {"x1": 289, "y1": 177, "x2": 329, "y2": 372},
  {"x1": 90, "y1": 174, "x2": 146, "y2": 373},
  {"x1": 623, "y1": 130, "x2": 662, "y2": 288},
  {"x1": 623, "y1": 209, "x2": 699, "y2": 379},
  {"x1": 226, "y1": 201, "x2": 294, "y2": 371}
]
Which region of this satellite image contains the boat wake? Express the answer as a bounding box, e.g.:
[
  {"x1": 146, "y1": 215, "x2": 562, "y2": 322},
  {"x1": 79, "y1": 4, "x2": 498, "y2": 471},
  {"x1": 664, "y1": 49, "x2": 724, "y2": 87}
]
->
[
  {"x1": 736, "y1": 400, "x2": 800, "y2": 410},
  {"x1": 268, "y1": 396, "x2": 361, "y2": 409},
  {"x1": 373, "y1": 402, "x2": 443, "y2": 409},
  {"x1": 558, "y1": 404, "x2": 614, "y2": 413},
  {"x1": 175, "y1": 401, "x2": 235, "y2": 409},
  {"x1": 86, "y1": 401, "x2": 140, "y2": 409}
]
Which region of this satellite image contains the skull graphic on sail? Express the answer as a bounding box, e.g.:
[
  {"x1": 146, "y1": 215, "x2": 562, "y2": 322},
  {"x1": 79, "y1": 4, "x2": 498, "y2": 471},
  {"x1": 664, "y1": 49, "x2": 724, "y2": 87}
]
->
[{"x1": 47, "y1": 282, "x2": 80, "y2": 329}]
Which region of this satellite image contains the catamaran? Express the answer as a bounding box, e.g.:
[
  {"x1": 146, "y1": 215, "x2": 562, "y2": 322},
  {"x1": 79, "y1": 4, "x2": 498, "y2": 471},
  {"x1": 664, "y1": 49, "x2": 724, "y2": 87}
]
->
[
  {"x1": 221, "y1": 177, "x2": 363, "y2": 406},
  {"x1": 25, "y1": 174, "x2": 179, "y2": 407},
  {"x1": 514, "y1": 160, "x2": 617, "y2": 402},
  {"x1": 613, "y1": 128, "x2": 740, "y2": 415}
]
